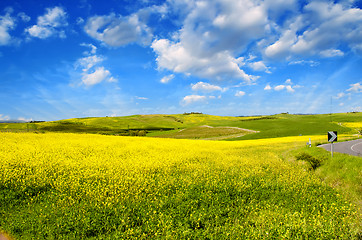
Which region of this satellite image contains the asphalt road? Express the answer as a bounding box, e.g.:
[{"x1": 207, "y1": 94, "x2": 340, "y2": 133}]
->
[{"x1": 318, "y1": 138, "x2": 362, "y2": 157}]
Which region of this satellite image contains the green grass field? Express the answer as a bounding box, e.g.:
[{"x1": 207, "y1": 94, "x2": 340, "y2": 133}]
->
[
  {"x1": 1, "y1": 112, "x2": 361, "y2": 140},
  {"x1": 153, "y1": 125, "x2": 257, "y2": 139}
]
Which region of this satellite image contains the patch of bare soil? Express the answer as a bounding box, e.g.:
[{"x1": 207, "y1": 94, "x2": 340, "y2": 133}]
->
[
  {"x1": 0, "y1": 233, "x2": 13, "y2": 240},
  {"x1": 202, "y1": 126, "x2": 259, "y2": 140}
]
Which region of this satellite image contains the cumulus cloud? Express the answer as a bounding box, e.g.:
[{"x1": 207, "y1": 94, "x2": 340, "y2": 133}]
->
[
  {"x1": 264, "y1": 16, "x2": 303, "y2": 59},
  {"x1": 320, "y1": 49, "x2": 344, "y2": 58},
  {"x1": 79, "y1": 0, "x2": 362, "y2": 85},
  {"x1": 25, "y1": 7, "x2": 68, "y2": 39},
  {"x1": 77, "y1": 55, "x2": 103, "y2": 72},
  {"x1": 152, "y1": 0, "x2": 268, "y2": 82},
  {"x1": 285, "y1": 85, "x2": 295, "y2": 93},
  {"x1": 335, "y1": 92, "x2": 346, "y2": 99},
  {"x1": 18, "y1": 117, "x2": 33, "y2": 122},
  {"x1": 180, "y1": 95, "x2": 207, "y2": 106},
  {"x1": 274, "y1": 84, "x2": 296, "y2": 93},
  {"x1": 152, "y1": 39, "x2": 256, "y2": 82},
  {"x1": 347, "y1": 82, "x2": 362, "y2": 92},
  {"x1": 17, "y1": 12, "x2": 30, "y2": 22},
  {"x1": 264, "y1": 84, "x2": 272, "y2": 90},
  {"x1": 248, "y1": 61, "x2": 271, "y2": 73},
  {"x1": 0, "y1": 114, "x2": 10, "y2": 121},
  {"x1": 265, "y1": 79, "x2": 300, "y2": 93},
  {"x1": 75, "y1": 44, "x2": 117, "y2": 87},
  {"x1": 0, "y1": 10, "x2": 16, "y2": 45},
  {"x1": 264, "y1": 1, "x2": 362, "y2": 59},
  {"x1": 191, "y1": 82, "x2": 225, "y2": 92},
  {"x1": 274, "y1": 85, "x2": 286, "y2": 91},
  {"x1": 84, "y1": 13, "x2": 152, "y2": 47},
  {"x1": 81, "y1": 67, "x2": 112, "y2": 86},
  {"x1": 235, "y1": 91, "x2": 246, "y2": 97},
  {"x1": 160, "y1": 74, "x2": 174, "y2": 84},
  {"x1": 80, "y1": 43, "x2": 97, "y2": 55}
]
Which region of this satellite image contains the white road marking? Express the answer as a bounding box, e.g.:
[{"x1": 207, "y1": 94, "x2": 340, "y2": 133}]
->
[{"x1": 351, "y1": 142, "x2": 362, "y2": 153}]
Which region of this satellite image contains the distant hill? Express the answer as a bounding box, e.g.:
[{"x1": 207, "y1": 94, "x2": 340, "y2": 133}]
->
[
  {"x1": 0, "y1": 120, "x2": 27, "y2": 123},
  {"x1": 0, "y1": 112, "x2": 361, "y2": 140}
]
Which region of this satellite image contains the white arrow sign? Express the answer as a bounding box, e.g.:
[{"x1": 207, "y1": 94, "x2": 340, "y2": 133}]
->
[{"x1": 328, "y1": 131, "x2": 337, "y2": 142}]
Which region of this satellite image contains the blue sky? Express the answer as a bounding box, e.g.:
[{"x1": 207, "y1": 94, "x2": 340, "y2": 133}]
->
[{"x1": 0, "y1": 0, "x2": 361, "y2": 121}]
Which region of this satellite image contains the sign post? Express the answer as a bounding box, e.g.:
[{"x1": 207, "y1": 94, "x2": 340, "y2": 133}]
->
[{"x1": 328, "y1": 131, "x2": 337, "y2": 157}]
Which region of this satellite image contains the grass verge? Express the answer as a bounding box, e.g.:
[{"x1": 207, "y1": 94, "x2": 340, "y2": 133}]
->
[{"x1": 288, "y1": 145, "x2": 362, "y2": 236}]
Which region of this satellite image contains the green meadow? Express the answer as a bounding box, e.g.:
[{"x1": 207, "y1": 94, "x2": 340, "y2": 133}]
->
[{"x1": 1, "y1": 112, "x2": 361, "y2": 140}]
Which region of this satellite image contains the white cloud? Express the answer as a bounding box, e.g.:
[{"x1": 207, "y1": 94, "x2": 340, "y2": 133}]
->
[
  {"x1": 347, "y1": 82, "x2": 362, "y2": 92},
  {"x1": 152, "y1": 0, "x2": 268, "y2": 82},
  {"x1": 135, "y1": 96, "x2": 148, "y2": 100},
  {"x1": 77, "y1": 17, "x2": 85, "y2": 25},
  {"x1": 17, "y1": 12, "x2": 30, "y2": 22},
  {"x1": 0, "y1": 114, "x2": 10, "y2": 121},
  {"x1": 248, "y1": 61, "x2": 271, "y2": 73},
  {"x1": 82, "y1": 67, "x2": 113, "y2": 86},
  {"x1": 285, "y1": 85, "x2": 295, "y2": 93},
  {"x1": 77, "y1": 55, "x2": 103, "y2": 72},
  {"x1": 320, "y1": 49, "x2": 344, "y2": 58},
  {"x1": 80, "y1": 43, "x2": 97, "y2": 54},
  {"x1": 152, "y1": 39, "x2": 257, "y2": 82},
  {"x1": 335, "y1": 92, "x2": 346, "y2": 99},
  {"x1": 235, "y1": 91, "x2": 246, "y2": 97},
  {"x1": 18, "y1": 117, "x2": 33, "y2": 122},
  {"x1": 160, "y1": 74, "x2": 174, "y2": 84},
  {"x1": 75, "y1": 44, "x2": 117, "y2": 87},
  {"x1": 264, "y1": 15, "x2": 303, "y2": 59},
  {"x1": 352, "y1": 106, "x2": 362, "y2": 112},
  {"x1": 264, "y1": 2, "x2": 362, "y2": 59},
  {"x1": 25, "y1": 7, "x2": 67, "y2": 39},
  {"x1": 274, "y1": 85, "x2": 285, "y2": 91},
  {"x1": 0, "y1": 11, "x2": 16, "y2": 45},
  {"x1": 26, "y1": 25, "x2": 53, "y2": 39},
  {"x1": 267, "y1": 79, "x2": 299, "y2": 93},
  {"x1": 37, "y1": 7, "x2": 67, "y2": 27},
  {"x1": 288, "y1": 60, "x2": 320, "y2": 67},
  {"x1": 83, "y1": 3, "x2": 167, "y2": 47},
  {"x1": 191, "y1": 82, "x2": 224, "y2": 92},
  {"x1": 180, "y1": 95, "x2": 207, "y2": 106},
  {"x1": 84, "y1": 13, "x2": 152, "y2": 47},
  {"x1": 264, "y1": 84, "x2": 272, "y2": 90},
  {"x1": 273, "y1": 84, "x2": 297, "y2": 92}
]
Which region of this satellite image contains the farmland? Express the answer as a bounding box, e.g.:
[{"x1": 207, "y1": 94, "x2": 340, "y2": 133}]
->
[
  {"x1": 0, "y1": 112, "x2": 361, "y2": 239},
  {"x1": 0, "y1": 112, "x2": 361, "y2": 140}
]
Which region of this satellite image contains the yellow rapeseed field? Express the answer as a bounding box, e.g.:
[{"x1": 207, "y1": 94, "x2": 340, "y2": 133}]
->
[
  {"x1": 342, "y1": 122, "x2": 362, "y2": 129},
  {"x1": 0, "y1": 132, "x2": 359, "y2": 239}
]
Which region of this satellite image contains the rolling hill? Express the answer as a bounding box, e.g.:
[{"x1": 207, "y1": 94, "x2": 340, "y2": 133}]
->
[{"x1": 0, "y1": 112, "x2": 361, "y2": 140}]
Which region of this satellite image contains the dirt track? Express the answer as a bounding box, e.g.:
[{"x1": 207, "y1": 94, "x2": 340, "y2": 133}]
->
[{"x1": 200, "y1": 126, "x2": 259, "y2": 140}]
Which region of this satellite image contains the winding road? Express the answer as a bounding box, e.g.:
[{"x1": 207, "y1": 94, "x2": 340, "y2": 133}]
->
[{"x1": 318, "y1": 138, "x2": 362, "y2": 157}]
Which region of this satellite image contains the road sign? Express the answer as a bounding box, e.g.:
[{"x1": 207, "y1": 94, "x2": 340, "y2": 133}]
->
[{"x1": 328, "y1": 131, "x2": 337, "y2": 142}]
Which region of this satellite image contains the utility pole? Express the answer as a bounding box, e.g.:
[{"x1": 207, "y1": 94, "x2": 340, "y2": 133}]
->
[{"x1": 330, "y1": 97, "x2": 333, "y2": 123}]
